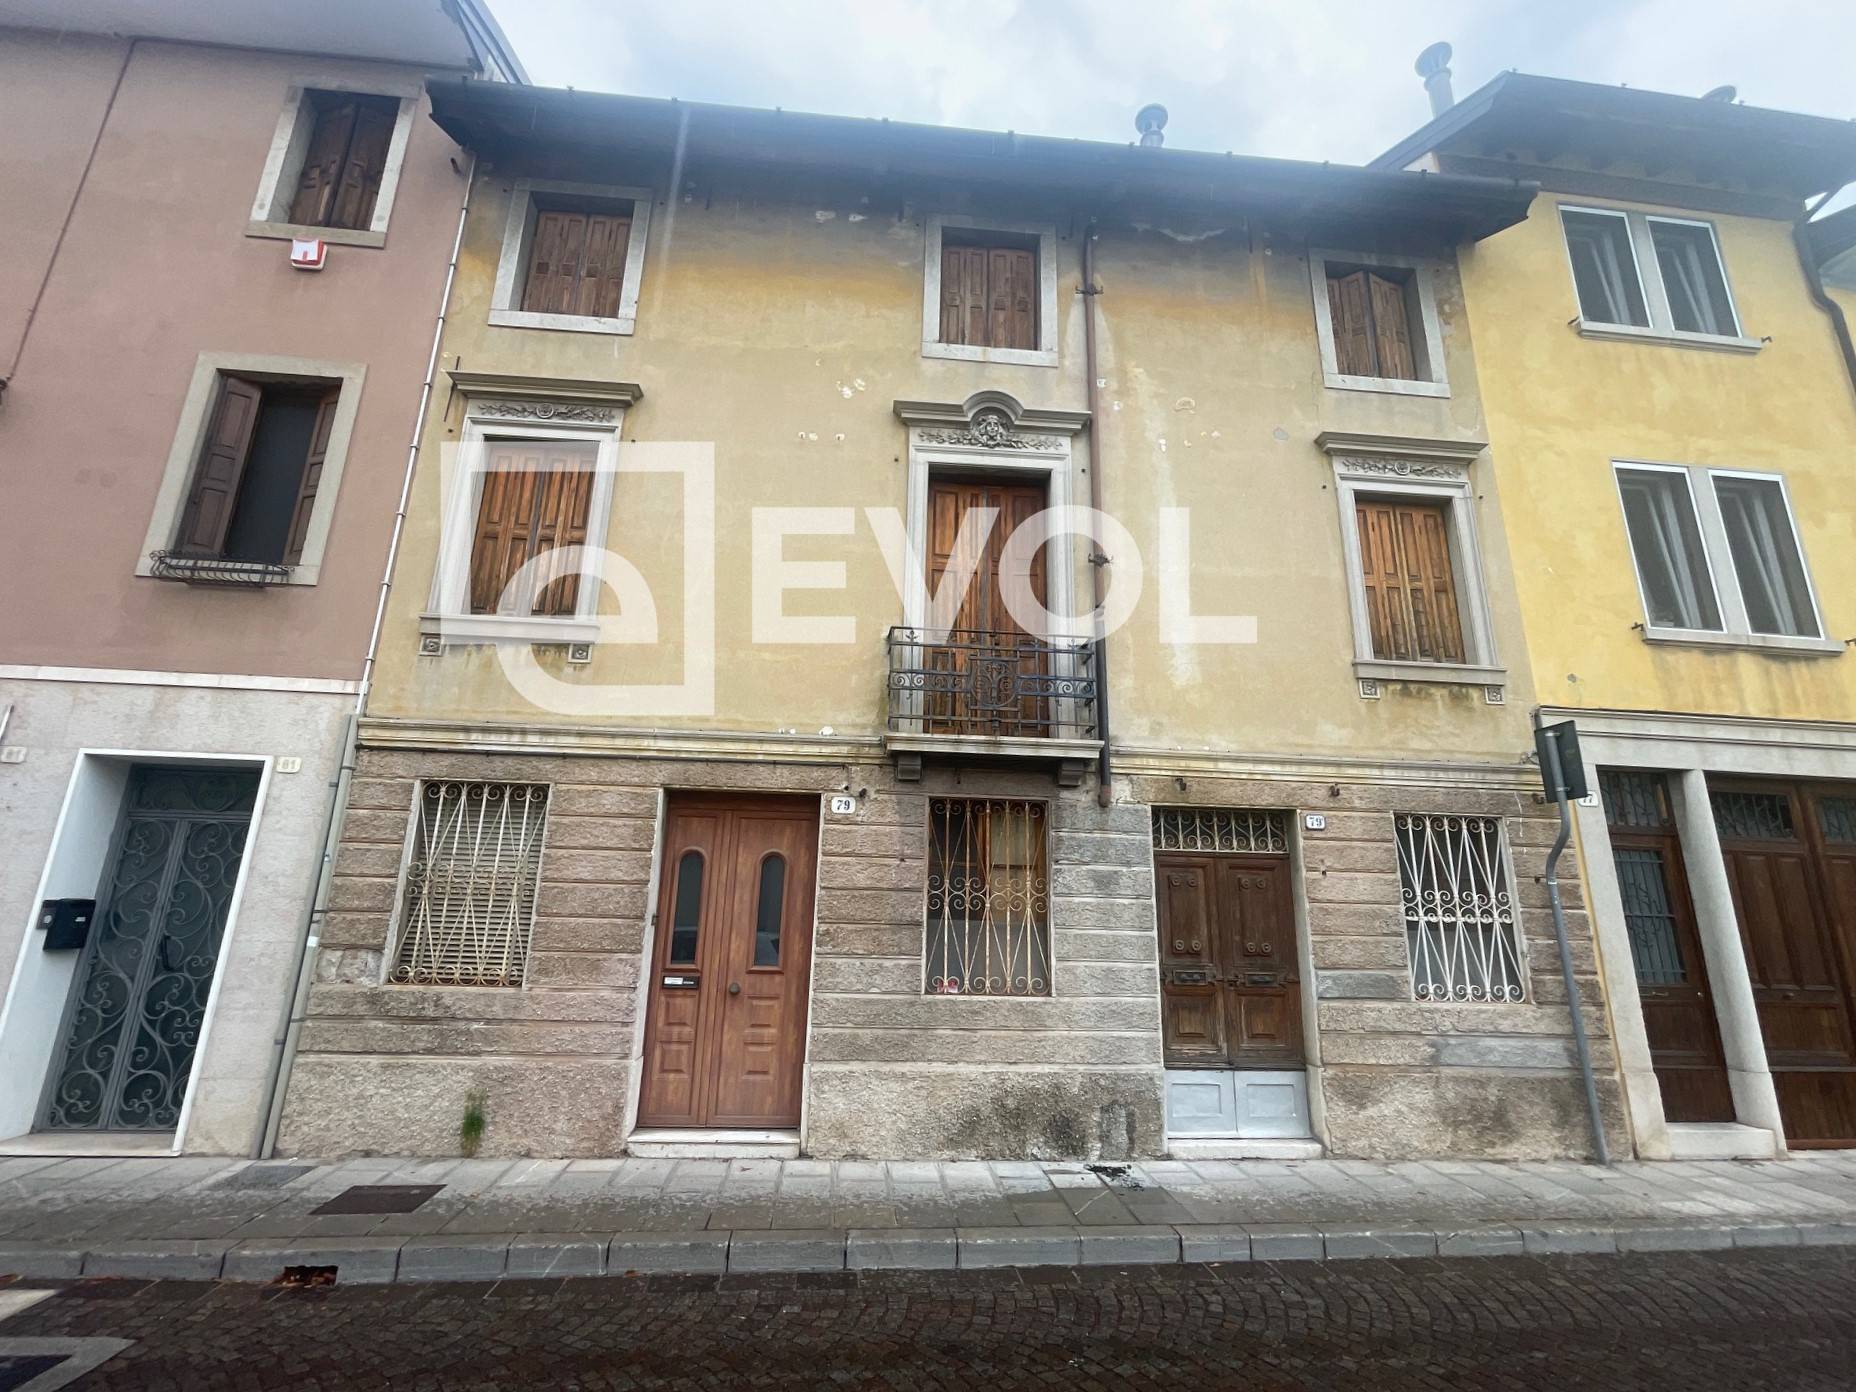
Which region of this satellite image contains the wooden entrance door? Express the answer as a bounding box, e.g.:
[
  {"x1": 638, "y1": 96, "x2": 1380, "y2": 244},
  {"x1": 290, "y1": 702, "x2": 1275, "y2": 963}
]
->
[
  {"x1": 637, "y1": 796, "x2": 819, "y2": 1130},
  {"x1": 1155, "y1": 853, "x2": 1303, "y2": 1070},
  {"x1": 924, "y1": 477, "x2": 1047, "y2": 737},
  {"x1": 1714, "y1": 780, "x2": 1856, "y2": 1146},
  {"x1": 1600, "y1": 772, "x2": 1734, "y2": 1122}
]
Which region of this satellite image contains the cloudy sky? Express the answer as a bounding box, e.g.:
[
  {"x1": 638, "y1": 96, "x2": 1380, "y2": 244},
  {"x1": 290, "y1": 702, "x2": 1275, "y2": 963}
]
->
[{"x1": 490, "y1": 0, "x2": 1855, "y2": 183}]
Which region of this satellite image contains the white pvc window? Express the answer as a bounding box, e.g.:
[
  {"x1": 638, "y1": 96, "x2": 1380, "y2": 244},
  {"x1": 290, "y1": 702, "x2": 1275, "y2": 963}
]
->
[
  {"x1": 1614, "y1": 463, "x2": 1825, "y2": 645},
  {"x1": 1561, "y1": 206, "x2": 1747, "y2": 346},
  {"x1": 389, "y1": 781, "x2": 549, "y2": 987},
  {"x1": 1648, "y1": 218, "x2": 1740, "y2": 338},
  {"x1": 1395, "y1": 813, "x2": 1525, "y2": 1003},
  {"x1": 1562, "y1": 209, "x2": 1649, "y2": 328}
]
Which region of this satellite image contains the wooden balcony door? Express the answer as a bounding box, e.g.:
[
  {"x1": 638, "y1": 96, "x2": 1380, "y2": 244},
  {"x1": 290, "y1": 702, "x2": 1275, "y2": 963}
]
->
[
  {"x1": 924, "y1": 476, "x2": 1047, "y2": 737},
  {"x1": 1714, "y1": 779, "x2": 1856, "y2": 1147},
  {"x1": 637, "y1": 796, "x2": 819, "y2": 1131},
  {"x1": 1155, "y1": 853, "x2": 1304, "y2": 1071}
]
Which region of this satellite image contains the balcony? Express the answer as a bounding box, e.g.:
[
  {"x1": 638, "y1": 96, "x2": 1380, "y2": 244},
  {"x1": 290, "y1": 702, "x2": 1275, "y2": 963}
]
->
[{"x1": 885, "y1": 626, "x2": 1101, "y2": 786}]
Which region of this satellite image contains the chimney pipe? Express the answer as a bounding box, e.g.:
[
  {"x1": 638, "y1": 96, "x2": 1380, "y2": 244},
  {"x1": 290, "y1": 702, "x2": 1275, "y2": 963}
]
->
[
  {"x1": 1415, "y1": 42, "x2": 1455, "y2": 117},
  {"x1": 1135, "y1": 103, "x2": 1168, "y2": 148}
]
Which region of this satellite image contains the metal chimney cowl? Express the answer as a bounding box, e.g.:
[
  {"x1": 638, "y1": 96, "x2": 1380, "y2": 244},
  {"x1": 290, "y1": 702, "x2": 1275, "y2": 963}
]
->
[
  {"x1": 1415, "y1": 41, "x2": 1455, "y2": 117},
  {"x1": 1135, "y1": 103, "x2": 1168, "y2": 148}
]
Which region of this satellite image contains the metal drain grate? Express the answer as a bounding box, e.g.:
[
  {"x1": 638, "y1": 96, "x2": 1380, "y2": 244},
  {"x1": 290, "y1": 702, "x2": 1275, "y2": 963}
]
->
[
  {"x1": 216, "y1": 1163, "x2": 316, "y2": 1191},
  {"x1": 311, "y1": 1184, "x2": 443, "y2": 1216}
]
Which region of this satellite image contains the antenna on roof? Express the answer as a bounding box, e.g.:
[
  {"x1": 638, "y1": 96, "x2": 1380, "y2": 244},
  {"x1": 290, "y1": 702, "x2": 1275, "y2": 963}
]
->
[{"x1": 1415, "y1": 42, "x2": 1455, "y2": 117}]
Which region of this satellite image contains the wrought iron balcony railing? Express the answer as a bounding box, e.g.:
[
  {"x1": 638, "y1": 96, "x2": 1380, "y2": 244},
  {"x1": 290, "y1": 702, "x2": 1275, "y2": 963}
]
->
[
  {"x1": 886, "y1": 626, "x2": 1099, "y2": 742},
  {"x1": 148, "y1": 550, "x2": 292, "y2": 588}
]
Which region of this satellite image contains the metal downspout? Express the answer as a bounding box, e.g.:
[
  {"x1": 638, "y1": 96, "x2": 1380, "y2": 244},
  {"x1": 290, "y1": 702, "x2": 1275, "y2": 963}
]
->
[
  {"x1": 1795, "y1": 188, "x2": 1856, "y2": 404},
  {"x1": 1081, "y1": 224, "x2": 1114, "y2": 808},
  {"x1": 254, "y1": 152, "x2": 480, "y2": 1158}
]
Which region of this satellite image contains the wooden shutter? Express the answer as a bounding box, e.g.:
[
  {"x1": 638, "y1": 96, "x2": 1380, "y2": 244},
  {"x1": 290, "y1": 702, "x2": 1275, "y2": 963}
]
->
[
  {"x1": 940, "y1": 244, "x2": 987, "y2": 346},
  {"x1": 575, "y1": 214, "x2": 632, "y2": 319},
  {"x1": 469, "y1": 443, "x2": 597, "y2": 616},
  {"x1": 1355, "y1": 499, "x2": 1466, "y2": 664},
  {"x1": 177, "y1": 377, "x2": 264, "y2": 556},
  {"x1": 1367, "y1": 272, "x2": 1417, "y2": 379},
  {"x1": 521, "y1": 211, "x2": 583, "y2": 314},
  {"x1": 989, "y1": 246, "x2": 1036, "y2": 350},
  {"x1": 327, "y1": 100, "x2": 396, "y2": 231},
  {"x1": 1327, "y1": 270, "x2": 1376, "y2": 376},
  {"x1": 288, "y1": 100, "x2": 358, "y2": 226},
  {"x1": 940, "y1": 240, "x2": 1036, "y2": 349},
  {"x1": 282, "y1": 390, "x2": 340, "y2": 566}
]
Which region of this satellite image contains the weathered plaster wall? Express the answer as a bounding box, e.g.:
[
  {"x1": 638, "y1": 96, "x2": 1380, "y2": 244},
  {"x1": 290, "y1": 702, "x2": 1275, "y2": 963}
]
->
[
  {"x1": 281, "y1": 748, "x2": 1166, "y2": 1160},
  {"x1": 0, "y1": 36, "x2": 464, "y2": 680},
  {"x1": 370, "y1": 159, "x2": 1539, "y2": 768},
  {"x1": 1459, "y1": 193, "x2": 1856, "y2": 722}
]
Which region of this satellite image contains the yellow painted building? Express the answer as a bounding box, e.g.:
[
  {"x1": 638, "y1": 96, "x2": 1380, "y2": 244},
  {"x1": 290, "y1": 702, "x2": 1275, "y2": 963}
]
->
[{"x1": 1377, "y1": 64, "x2": 1856, "y2": 1158}]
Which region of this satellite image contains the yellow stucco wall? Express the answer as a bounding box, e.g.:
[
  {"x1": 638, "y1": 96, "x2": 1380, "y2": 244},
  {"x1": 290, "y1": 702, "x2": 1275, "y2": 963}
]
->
[
  {"x1": 1460, "y1": 192, "x2": 1856, "y2": 722},
  {"x1": 368, "y1": 163, "x2": 1538, "y2": 764}
]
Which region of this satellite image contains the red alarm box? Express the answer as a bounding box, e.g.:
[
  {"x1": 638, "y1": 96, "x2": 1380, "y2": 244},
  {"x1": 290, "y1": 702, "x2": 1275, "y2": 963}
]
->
[{"x1": 290, "y1": 237, "x2": 328, "y2": 270}]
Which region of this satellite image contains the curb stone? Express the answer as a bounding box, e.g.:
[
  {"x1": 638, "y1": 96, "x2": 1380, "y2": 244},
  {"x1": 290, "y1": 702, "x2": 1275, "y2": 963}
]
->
[{"x1": 4, "y1": 1220, "x2": 1851, "y2": 1285}]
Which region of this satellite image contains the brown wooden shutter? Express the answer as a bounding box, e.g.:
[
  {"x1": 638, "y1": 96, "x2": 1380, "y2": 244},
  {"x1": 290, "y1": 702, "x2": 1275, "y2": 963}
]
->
[
  {"x1": 288, "y1": 101, "x2": 357, "y2": 226},
  {"x1": 1367, "y1": 272, "x2": 1417, "y2": 380},
  {"x1": 327, "y1": 100, "x2": 396, "y2": 231},
  {"x1": 468, "y1": 443, "x2": 598, "y2": 616},
  {"x1": 939, "y1": 245, "x2": 988, "y2": 346},
  {"x1": 282, "y1": 390, "x2": 340, "y2": 565},
  {"x1": 1354, "y1": 499, "x2": 1466, "y2": 664},
  {"x1": 575, "y1": 214, "x2": 632, "y2": 319},
  {"x1": 521, "y1": 211, "x2": 587, "y2": 315},
  {"x1": 1328, "y1": 270, "x2": 1376, "y2": 377},
  {"x1": 177, "y1": 377, "x2": 264, "y2": 556},
  {"x1": 990, "y1": 246, "x2": 1036, "y2": 350}
]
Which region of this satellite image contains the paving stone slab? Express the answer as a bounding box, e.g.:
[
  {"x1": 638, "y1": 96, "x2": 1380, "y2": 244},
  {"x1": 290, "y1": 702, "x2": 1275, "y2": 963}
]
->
[
  {"x1": 1320, "y1": 1227, "x2": 1440, "y2": 1260},
  {"x1": 1178, "y1": 1225, "x2": 1252, "y2": 1263},
  {"x1": 1613, "y1": 1224, "x2": 1735, "y2": 1253},
  {"x1": 846, "y1": 1228, "x2": 957, "y2": 1270},
  {"x1": 80, "y1": 1239, "x2": 232, "y2": 1281},
  {"x1": 1078, "y1": 1225, "x2": 1181, "y2": 1266},
  {"x1": 1728, "y1": 1223, "x2": 1801, "y2": 1248},
  {"x1": 397, "y1": 1234, "x2": 511, "y2": 1282},
  {"x1": 222, "y1": 1238, "x2": 403, "y2": 1285},
  {"x1": 506, "y1": 1234, "x2": 606, "y2": 1278},
  {"x1": 607, "y1": 1231, "x2": 729, "y2": 1274},
  {"x1": 728, "y1": 1229, "x2": 845, "y2": 1273},
  {"x1": 958, "y1": 1227, "x2": 1081, "y2": 1269},
  {"x1": 0, "y1": 1243, "x2": 85, "y2": 1280},
  {"x1": 1437, "y1": 1226, "x2": 1526, "y2": 1258},
  {"x1": 1245, "y1": 1225, "x2": 1324, "y2": 1262},
  {"x1": 1522, "y1": 1225, "x2": 1620, "y2": 1256}
]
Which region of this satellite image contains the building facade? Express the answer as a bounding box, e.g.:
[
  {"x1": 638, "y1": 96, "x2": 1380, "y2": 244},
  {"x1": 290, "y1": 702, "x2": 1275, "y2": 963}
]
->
[
  {"x1": 1377, "y1": 64, "x2": 1856, "y2": 1158},
  {"x1": 0, "y1": 3, "x2": 521, "y2": 1156},
  {"x1": 272, "y1": 85, "x2": 1627, "y2": 1162}
]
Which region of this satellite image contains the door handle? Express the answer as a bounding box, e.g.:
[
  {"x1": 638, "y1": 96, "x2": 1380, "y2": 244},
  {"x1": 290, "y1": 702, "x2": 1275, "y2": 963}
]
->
[{"x1": 728, "y1": 981, "x2": 741, "y2": 996}]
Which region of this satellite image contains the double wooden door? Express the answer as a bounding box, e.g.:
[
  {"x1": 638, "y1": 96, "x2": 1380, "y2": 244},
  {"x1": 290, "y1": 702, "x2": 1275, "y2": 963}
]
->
[
  {"x1": 1155, "y1": 854, "x2": 1303, "y2": 1070},
  {"x1": 637, "y1": 796, "x2": 819, "y2": 1130},
  {"x1": 1714, "y1": 779, "x2": 1856, "y2": 1146},
  {"x1": 923, "y1": 477, "x2": 1048, "y2": 737}
]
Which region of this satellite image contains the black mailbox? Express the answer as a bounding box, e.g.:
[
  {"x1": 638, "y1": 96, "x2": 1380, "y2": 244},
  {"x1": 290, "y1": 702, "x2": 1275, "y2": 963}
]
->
[{"x1": 38, "y1": 899, "x2": 94, "y2": 951}]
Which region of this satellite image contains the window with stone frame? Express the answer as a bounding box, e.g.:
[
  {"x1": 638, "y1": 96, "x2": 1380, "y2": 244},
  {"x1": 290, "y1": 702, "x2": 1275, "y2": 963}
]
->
[{"x1": 925, "y1": 798, "x2": 1050, "y2": 997}]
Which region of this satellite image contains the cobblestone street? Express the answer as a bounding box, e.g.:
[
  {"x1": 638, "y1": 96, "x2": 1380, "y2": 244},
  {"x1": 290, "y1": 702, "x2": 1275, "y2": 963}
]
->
[{"x1": 2, "y1": 1247, "x2": 1852, "y2": 1390}]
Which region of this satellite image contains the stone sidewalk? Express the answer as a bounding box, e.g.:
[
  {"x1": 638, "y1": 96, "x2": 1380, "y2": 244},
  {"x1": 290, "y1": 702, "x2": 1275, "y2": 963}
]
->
[{"x1": 4, "y1": 1151, "x2": 1855, "y2": 1284}]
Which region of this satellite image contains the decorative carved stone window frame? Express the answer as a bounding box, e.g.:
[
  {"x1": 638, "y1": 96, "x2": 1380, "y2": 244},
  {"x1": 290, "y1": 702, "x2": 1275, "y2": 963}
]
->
[
  {"x1": 920, "y1": 214, "x2": 1061, "y2": 368},
  {"x1": 422, "y1": 372, "x2": 643, "y2": 649},
  {"x1": 1317, "y1": 431, "x2": 1506, "y2": 697}
]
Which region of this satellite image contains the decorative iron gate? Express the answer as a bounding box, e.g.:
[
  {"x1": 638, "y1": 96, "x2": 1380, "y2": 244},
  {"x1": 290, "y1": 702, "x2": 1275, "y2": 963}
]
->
[{"x1": 40, "y1": 766, "x2": 258, "y2": 1132}]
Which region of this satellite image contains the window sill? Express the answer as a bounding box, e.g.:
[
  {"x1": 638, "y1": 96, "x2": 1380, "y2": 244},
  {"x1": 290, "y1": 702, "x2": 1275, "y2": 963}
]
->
[
  {"x1": 921, "y1": 341, "x2": 1058, "y2": 369},
  {"x1": 1573, "y1": 319, "x2": 1762, "y2": 355},
  {"x1": 1640, "y1": 627, "x2": 1845, "y2": 657},
  {"x1": 1322, "y1": 371, "x2": 1450, "y2": 399},
  {"x1": 488, "y1": 308, "x2": 636, "y2": 336},
  {"x1": 246, "y1": 220, "x2": 386, "y2": 249},
  {"x1": 1353, "y1": 659, "x2": 1506, "y2": 688},
  {"x1": 420, "y1": 613, "x2": 600, "y2": 645}
]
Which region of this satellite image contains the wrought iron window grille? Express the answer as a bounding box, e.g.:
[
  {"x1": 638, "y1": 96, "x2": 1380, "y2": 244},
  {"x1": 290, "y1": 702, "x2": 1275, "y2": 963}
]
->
[
  {"x1": 925, "y1": 797, "x2": 1051, "y2": 997},
  {"x1": 1152, "y1": 807, "x2": 1289, "y2": 854},
  {"x1": 390, "y1": 781, "x2": 549, "y2": 988},
  {"x1": 149, "y1": 550, "x2": 293, "y2": 588},
  {"x1": 1394, "y1": 812, "x2": 1525, "y2": 1003},
  {"x1": 887, "y1": 626, "x2": 1098, "y2": 741}
]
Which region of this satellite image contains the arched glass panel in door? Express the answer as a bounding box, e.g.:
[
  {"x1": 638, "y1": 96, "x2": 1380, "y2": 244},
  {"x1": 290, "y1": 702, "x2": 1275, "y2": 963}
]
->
[
  {"x1": 754, "y1": 854, "x2": 786, "y2": 967},
  {"x1": 668, "y1": 850, "x2": 703, "y2": 964}
]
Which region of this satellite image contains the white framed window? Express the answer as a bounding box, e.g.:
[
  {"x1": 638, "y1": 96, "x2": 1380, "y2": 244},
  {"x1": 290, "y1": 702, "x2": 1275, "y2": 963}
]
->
[
  {"x1": 1308, "y1": 249, "x2": 1449, "y2": 397},
  {"x1": 248, "y1": 80, "x2": 420, "y2": 248},
  {"x1": 925, "y1": 797, "x2": 1051, "y2": 997},
  {"x1": 1394, "y1": 813, "x2": 1526, "y2": 1004},
  {"x1": 388, "y1": 781, "x2": 550, "y2": 988},
  {"x1": 424, "y1": 382, "x2": 637, "y2": 646},
  {"x1": 489, "y1": 179, "x2": 654, "y2": 335},
  {"x1": 1322, "y1": 442, "x2": 1504, "y2": 690},
  {"x1": 136, "y1": 352, "x2": 366, "y2": 587},
  {"x1": 1559, "y1": 204, "x2": 1755, "y2": 352},
  {"x1": 1613, "y1": 462, "x2": 1834, "y2": 652},
  {"x1": 921, "y1": 215, "x2": 1059, "y2": 368}
]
